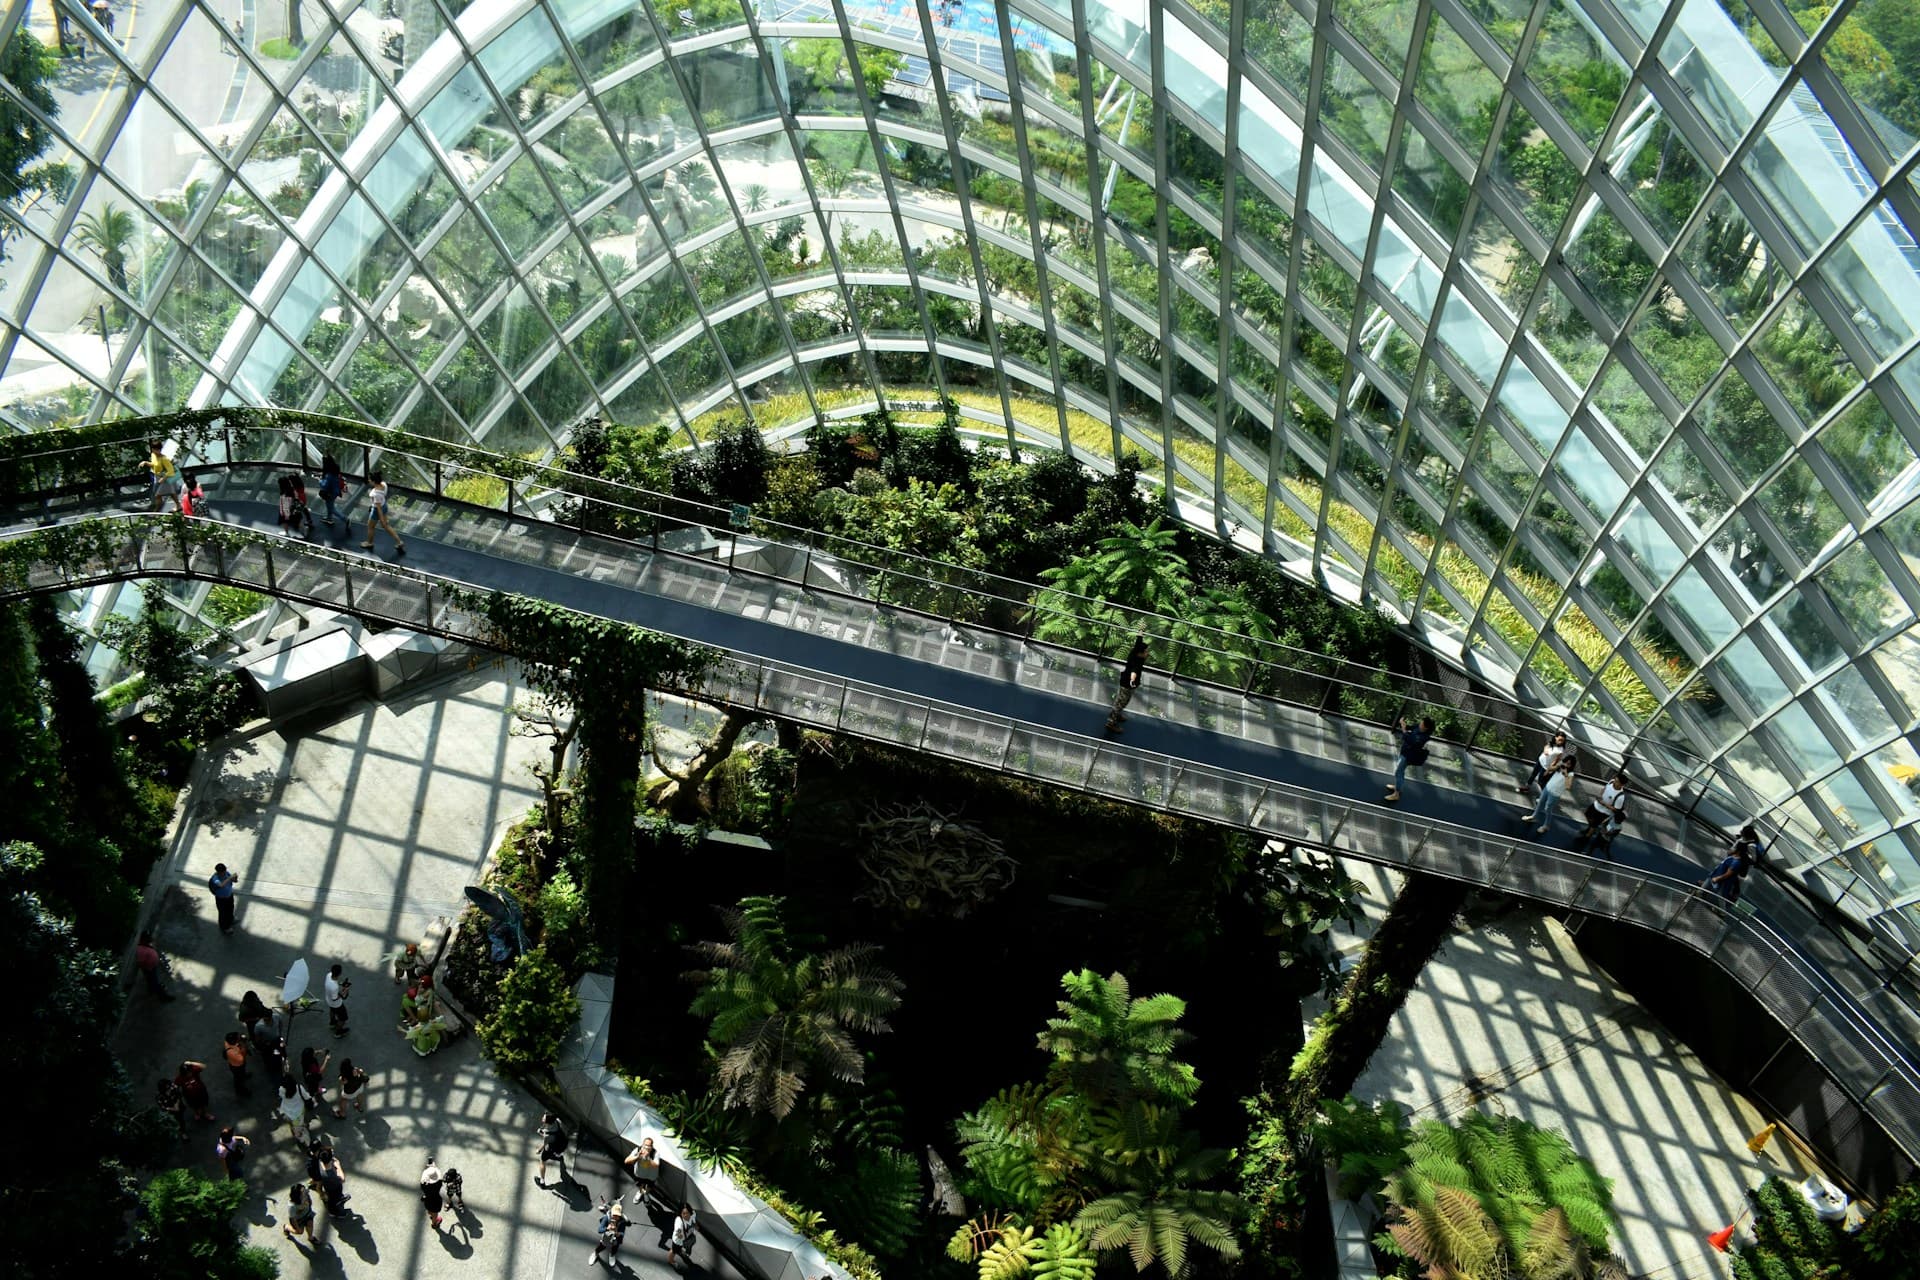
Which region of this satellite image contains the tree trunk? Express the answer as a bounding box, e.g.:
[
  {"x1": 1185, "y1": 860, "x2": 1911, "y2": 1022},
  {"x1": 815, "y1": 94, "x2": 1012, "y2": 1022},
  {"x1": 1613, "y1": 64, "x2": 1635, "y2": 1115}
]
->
[
  {"x1": 575, "y1": 694, "x2": 646, "y2": 933},
  {"x1": 288, "y1": 0, "x2": 304, "y2": 46},
  {"x1": 1286, "y1": 871, "x2": 1468, "y2": 1121},
  {"x1": 648, "y1": 707, "x2": 762, "y2": 820}
]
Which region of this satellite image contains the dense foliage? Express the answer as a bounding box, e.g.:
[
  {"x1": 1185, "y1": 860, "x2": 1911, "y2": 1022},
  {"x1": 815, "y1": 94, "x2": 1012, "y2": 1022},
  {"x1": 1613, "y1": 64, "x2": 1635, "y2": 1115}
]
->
[
  {"x1": 0, "y1": 841, "x2": 173, "y2": 1279},
  {"x1": 950, "y1": 970, "x2": 1246, "y2": 1280},
  {"x1": 476, "y1": 945, "x2": 582, "y2": 1075},
  {"x1": 131, "y1": 1168, "x2": 280, "y2": 1280}
]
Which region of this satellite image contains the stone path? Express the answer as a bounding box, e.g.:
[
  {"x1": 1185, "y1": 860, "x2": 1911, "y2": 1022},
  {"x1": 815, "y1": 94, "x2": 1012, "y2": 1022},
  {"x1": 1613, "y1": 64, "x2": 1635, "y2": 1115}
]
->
[{"x1": 109, "y1": 667, "x2": 745, "y2": 1279}]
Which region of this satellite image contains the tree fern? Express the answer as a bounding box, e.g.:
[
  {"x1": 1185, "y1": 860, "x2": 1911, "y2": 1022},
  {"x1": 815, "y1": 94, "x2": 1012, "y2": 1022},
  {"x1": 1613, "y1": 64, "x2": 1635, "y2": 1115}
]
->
[
  {"x1": 956, "y1": 1083, "x2": 1091, "y2": 1219},
  {"x1": 1075, "y1": 1186, "x2": 1245, "y2": 1278},
  {"x1": 1398, "y1": 1113, "x2": 1616, "y2": 1259},
  {"x1": 1038, "y1": 969, "x2": 1200, "y2": 1106},
  {"x1": 684, "y1": 896, "x2": 903, "y2": 1118},
  {"x1": 809, "y1": 1146, "x2": 923, "y2": 1260},
  {"x1": 1388, "y1": 1184, "x2": 1508, "y2": 1280},
  {"x1": 1023, "y1": 1223, "x2": 1098, "y2": 1280}
]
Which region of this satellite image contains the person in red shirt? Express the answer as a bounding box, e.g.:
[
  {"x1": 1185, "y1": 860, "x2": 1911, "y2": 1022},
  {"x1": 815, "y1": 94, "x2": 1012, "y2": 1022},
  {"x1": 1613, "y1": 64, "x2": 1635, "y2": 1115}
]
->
[{"x1": 134, "y1": 932, "x2": 175, "y2": 1000}]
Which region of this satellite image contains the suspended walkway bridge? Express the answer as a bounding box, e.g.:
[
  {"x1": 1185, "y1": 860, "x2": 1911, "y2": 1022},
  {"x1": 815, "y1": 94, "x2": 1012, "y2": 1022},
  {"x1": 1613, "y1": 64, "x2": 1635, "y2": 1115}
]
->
[{"x1": 3, "y1": 415, "x2": 1916, "y2": 1184}]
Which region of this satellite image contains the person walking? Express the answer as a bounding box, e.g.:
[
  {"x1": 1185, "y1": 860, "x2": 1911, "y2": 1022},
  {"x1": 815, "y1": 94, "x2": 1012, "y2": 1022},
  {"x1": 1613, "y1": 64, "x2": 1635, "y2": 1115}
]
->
[
  {"x1": 157, "y1": 1076, "x2": 188, "y2": 1137},
  {"x1": 215, "y1": 1127, "x2": 251, "y2": 1180},
  {"x1": 141, "y1": 440, "x2": 182, "y2": 513},
  {"x1": 207, "y1": 863, "x2": 238, "y2": 934},
  {"x1": 591, "y1": 1199, "x2": 629, "y2": 1266},
  {"x1": 1706, "y1": 844, "x2": 1755, "y2": 903},
  {"x1": 299, "y1": 1046, "x2": 330, "y2": 1113},
  {"x1": 667, "y1": 1203, "x2": 698, "y2": 1269},
  {"x1": 1525, "y1": 755, "x2": 1577, "y2": 835},
  {"x1": 134, "y1": 932, "x2": 175, "y2": 1000},
  {"x1": 333, "y1": 1058, "x2": 369, "y2": 1118},
  {"x1": 1573, "y1": 770, "x2": 1630, "y2": 853},
  {"x1": 317, "y1": 455, "x2": 346, "y2": 527},
  {"x1": 324, "y1": 963, "x2": 351, "y2": 1037},
  {"x1": 283, "y1": 1182, "x2": 317, "y2": 1243},
  {"x1": 420, "y1": 1157, "x2": 446, "y2": 1231},
  {"x1": 221, "y1": 1032, "x2": 250, "y2": 1096},
  {"x1": 312, "y1": 1145, "x2": 350, "y2": 1214},
  {"x1": 360, "y1": 470, "x2": 405, "y2": 555},
  {"x1": 1520, "y1": 731, "x2": 1573, "y2": 795},
  {"x1": 176, "y1": 1060, "x2": 215, "y2": 1122},
  {"x1": 277, "y1": 1079, "x2": 310, "y2": 1141},
  {"x1": 1105, "y1": 635, "x2": 1149, "y2": 733},
  {"x1": 534, "y1": 1112, "x2": 569, "y2": 1186},
  {"x1": 1382, "y1": 715, "x2": 1434, "y2": 804}
]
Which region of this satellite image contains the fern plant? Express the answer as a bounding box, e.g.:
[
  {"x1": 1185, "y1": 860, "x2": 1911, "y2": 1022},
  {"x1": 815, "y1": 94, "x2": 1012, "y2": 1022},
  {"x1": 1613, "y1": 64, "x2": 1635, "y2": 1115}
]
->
[
  {"x1": 1074, "y1": 1184, "x2": 1245, "y2": 1279},
  {"x1": 1395, "y1": 1113, "x2": 1616, "y2": 1259},
  {"x1": 683, "y1": 895, "x2": 903, "y2": 1118},
  {"x1": 948, "y1": 1216, "x2": 1100, "y2": 1280},
  {"x1": 1038, "y1": 969, "x2": 1200, "y2": 1106}
]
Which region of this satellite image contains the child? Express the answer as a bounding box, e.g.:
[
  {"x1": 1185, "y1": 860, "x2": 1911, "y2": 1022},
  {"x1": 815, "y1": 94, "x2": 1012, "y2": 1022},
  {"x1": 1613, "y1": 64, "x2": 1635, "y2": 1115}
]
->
[
  {"x1": 277, "y1": 474, "x2": 295, "y2": 532},
  {"x1": 284, "y1": 1182, "x2": 316, "y2": 1242},
  {"x1": 178, "y1": 473, "x2": 207, "y2": 518}
]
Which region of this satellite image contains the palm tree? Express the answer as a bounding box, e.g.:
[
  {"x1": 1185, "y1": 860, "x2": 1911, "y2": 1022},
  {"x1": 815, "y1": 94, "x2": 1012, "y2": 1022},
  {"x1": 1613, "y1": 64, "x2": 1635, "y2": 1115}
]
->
[
  {"x1": 741, "y1": 183, "x2": 769, "y2": 214},
  {"x1": 1037, "y1": 969, "x2": 1199, "y2": 1106},
  {"x1": 1034, "y1": 517, "x2": 1195, "y2": 655},
  {"x1": 74, "y1": 202, "x2": 137, "y2": 296},
  {"x1": 684, "y1": 896, "x2": 903, "y2": 1119}
]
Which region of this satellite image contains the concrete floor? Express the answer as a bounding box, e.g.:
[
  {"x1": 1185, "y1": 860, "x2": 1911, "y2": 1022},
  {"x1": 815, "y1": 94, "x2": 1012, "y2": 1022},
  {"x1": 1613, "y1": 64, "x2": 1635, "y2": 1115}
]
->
[
  {"x1": 111, "y1": 667, "x2": 735, "y2": 1280},
  {"x1": 1347, "y1": 888, "x2": 1821, "y2": 1280}
]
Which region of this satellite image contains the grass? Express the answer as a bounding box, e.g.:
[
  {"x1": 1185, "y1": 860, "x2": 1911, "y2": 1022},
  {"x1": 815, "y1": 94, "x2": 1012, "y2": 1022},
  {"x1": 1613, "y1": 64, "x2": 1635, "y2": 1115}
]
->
[{"x1": 258, "y1": 37, "x2": 302, "y2": 59}]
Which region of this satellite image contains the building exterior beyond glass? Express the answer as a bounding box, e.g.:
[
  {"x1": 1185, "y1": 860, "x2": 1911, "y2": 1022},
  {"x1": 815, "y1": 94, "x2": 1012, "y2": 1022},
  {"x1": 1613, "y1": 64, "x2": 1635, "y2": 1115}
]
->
[{"x1": 8, "y1": 0, "x2": 1920, "y2": 935}]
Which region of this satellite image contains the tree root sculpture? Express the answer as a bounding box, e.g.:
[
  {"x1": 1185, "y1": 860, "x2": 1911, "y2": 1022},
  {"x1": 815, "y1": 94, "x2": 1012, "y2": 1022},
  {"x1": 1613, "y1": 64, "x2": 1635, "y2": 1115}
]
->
[{"x1": 856, "y1": 800, "x2": 1015, "y2": 917}]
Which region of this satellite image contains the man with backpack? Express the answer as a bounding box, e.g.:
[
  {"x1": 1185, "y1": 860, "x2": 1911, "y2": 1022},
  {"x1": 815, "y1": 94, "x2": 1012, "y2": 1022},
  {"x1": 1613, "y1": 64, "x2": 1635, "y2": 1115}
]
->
[
  {"x1": 1383, "y1": 715, "x2": 1434, "y2": 804},
  {"x1": 534, "y1": 1112, "x2": 569, "y2": 1186}
]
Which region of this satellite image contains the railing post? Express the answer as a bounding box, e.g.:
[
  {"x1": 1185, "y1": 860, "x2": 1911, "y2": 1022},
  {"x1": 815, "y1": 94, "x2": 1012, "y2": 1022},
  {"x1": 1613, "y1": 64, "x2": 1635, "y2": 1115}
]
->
[
  {"x1": 506, "y1": 482, "x2": 515, "y2": 519},
  {"x1": 751, "y1": 659, "x2": 768, "y2": 711},
  {"x1": 264, "y1": 543, "x2": 277, "y2": 595},
  {"x1": 1327, "y1": 802, "x2": 1354, "y2": 845},
  {"x1": 1246, "y1": 783, "x2": 1273, "y2": 831},
  {"x1": 916, "y1": 704, "x2": 934, "y2": 751},
  {"x1": 342, "y1": 561, "x2": 356, "y2": 614},
  {"x1": 834, "y1": 678, "x2": 852, "y2": 729},
  {"x1": 434, "y1": 462, "x2": 443, "y2": 497}
]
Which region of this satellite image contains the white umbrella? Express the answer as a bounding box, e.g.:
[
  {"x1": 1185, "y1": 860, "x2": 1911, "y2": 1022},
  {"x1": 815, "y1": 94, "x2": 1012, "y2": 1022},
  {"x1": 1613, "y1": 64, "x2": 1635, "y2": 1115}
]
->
[{"x1": 281, "y1": 957, "x2": 310, "y2": 1005}]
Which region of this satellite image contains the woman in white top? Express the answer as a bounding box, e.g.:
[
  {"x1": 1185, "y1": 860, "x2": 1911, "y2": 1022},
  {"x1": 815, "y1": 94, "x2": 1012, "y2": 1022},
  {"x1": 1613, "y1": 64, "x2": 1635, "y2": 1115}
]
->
[
  {"x1": 1521, "y1": 731, "x2": 1572, "y2": 794},
  {"x1": 277, "y1": 1079, "x2": 308, "y2": 1140},
  {"x1": 1526, "y1": 756, "x2": 1577, "y2": 834},
  {"x1": 360, "y1": 469, "x2": 406, "y2": 556},
  {"x1": 1574, "y1": 770, "x2": 1629, "y2": 851}
]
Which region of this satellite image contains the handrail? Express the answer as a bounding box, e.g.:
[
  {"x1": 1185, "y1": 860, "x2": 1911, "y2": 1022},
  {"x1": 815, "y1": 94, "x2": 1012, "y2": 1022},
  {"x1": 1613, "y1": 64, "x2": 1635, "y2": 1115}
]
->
[
  {"x1": 0, "y1": 413, "x2": 1793, "y2": 831},
  {"x1": 3, "y1": 507, "x2": 1917, "y2": 1164}
]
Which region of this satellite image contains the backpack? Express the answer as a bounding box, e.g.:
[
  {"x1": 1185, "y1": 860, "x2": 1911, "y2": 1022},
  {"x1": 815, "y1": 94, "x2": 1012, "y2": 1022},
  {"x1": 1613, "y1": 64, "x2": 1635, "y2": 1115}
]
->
[{"x1": 544, "y1": 1123, "x2": 568, "y2": 1154}]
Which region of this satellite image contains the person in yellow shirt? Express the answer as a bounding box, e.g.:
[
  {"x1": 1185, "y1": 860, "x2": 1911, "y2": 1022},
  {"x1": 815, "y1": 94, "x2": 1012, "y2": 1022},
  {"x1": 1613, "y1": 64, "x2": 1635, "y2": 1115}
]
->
[{"x1": 142, "y1": 440, "x2": 183, "y2": 512}]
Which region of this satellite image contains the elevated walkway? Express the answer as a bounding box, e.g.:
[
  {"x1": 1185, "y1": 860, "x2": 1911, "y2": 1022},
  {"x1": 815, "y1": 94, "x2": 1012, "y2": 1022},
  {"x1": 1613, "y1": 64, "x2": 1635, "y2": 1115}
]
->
[{"x1": 4, "y1": 442, "x2": 1918, "y2": 1180}]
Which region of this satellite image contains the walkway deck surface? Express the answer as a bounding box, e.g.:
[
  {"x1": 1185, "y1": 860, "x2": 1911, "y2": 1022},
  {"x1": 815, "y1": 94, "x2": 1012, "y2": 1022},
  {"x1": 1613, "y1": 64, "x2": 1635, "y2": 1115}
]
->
[{"x1": 25, "y1": 461, "x2": 1920, "y2": 1172}]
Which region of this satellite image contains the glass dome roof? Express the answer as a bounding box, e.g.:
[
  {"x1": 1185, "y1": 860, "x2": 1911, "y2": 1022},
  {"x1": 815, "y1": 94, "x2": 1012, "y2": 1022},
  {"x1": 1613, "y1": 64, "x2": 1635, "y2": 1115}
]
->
[{"x1": 7, "y1": 0, "x2": 1920, "y2": 935}]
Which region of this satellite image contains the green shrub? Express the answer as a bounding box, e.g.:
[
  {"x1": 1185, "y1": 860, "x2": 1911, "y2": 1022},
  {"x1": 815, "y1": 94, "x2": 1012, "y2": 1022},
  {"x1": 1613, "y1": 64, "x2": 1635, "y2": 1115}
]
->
[
  {"x1": 203, "y1": 587, "x2": 267, "y2": 628},
  {"x1": 1860, "y1": 1178, "x2": 1920, "y2": 1280},
  {"x1": 1311, "y1": 1095, "x2": 1411, "y2": 1201},
  {"x1": 132, "y1": 1167, "x2": 279, "y2": 1279},
  {"x1": 476, "y1": 946, "x2": 579, "y2": 1075}
]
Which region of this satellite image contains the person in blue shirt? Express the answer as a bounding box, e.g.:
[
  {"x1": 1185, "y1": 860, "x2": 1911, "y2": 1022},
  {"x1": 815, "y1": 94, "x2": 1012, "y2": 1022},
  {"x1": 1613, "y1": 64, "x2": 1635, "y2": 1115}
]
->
[
  {"x1": 1706, "y1": 846, "x2": 1755, "y2": 903},
  {"x1": 1383, "y1": 716, "x2": 1434, "y2": 803},
  {"x1": 208, "y1": 863, "x2": 238, "y2": 934}
]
